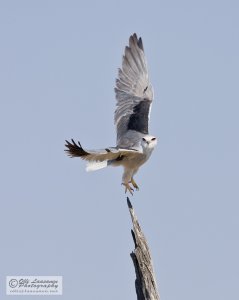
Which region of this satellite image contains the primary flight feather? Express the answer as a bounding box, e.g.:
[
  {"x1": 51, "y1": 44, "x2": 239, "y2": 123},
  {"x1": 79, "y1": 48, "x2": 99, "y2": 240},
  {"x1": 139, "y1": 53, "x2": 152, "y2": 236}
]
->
[{"x1": 65, "y1": 33, "x2": 157, "y2": 195}]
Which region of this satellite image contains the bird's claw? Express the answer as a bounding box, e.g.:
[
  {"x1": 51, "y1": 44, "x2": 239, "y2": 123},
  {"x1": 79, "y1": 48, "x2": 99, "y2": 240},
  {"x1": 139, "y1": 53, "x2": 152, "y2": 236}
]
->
[
  {"x1": 122, "y1": 183, "x2": 134, "y2": 195},
  {"x1": 130, "y1": 178, "x2": 139, "y2": 191}
]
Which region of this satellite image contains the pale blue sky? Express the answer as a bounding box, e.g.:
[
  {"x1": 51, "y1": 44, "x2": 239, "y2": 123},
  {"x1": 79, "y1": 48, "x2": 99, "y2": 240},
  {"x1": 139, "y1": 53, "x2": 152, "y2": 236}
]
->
[{"x1": 0, "y1": 1, "x2": 239, "y2": 299}]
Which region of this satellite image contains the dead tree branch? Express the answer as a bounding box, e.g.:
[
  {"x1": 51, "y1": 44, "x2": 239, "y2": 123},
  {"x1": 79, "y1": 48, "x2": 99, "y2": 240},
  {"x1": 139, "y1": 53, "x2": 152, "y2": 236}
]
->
[{"x1": 127, "y1": 197, "x2": 160, "y2": 300}]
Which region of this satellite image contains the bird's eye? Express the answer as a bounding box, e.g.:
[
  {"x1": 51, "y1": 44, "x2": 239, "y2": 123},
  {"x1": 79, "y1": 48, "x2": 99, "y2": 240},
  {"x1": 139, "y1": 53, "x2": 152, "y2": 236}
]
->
[{"x1": 151, "y1": 137, "x2": 156, "y2": 141}]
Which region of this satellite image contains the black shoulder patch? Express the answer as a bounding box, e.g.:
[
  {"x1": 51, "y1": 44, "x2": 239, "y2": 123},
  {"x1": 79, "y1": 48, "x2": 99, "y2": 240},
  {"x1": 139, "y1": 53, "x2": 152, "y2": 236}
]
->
[{"x1": 127, "y1": 100, "x2": 150, "y2": 134}]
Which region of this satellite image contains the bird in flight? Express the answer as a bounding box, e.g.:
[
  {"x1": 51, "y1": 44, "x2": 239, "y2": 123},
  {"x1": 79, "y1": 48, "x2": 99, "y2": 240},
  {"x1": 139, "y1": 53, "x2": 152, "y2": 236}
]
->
[{"x1": 65, "y1": 33, "x2": 157, "y2": 195}]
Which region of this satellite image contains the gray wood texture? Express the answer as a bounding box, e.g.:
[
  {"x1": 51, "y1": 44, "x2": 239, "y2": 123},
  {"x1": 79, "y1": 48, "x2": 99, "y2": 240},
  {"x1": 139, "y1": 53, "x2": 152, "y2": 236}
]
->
[{"x1": 127, "y1": 197, "x2": 160, "y2": 300}]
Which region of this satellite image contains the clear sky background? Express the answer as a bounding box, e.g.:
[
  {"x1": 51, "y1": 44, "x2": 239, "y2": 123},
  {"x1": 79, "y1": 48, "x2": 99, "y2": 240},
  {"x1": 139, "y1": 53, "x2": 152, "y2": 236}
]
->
[{"x1": 0, "y1": 1, "x2": 238, "y2": 299}]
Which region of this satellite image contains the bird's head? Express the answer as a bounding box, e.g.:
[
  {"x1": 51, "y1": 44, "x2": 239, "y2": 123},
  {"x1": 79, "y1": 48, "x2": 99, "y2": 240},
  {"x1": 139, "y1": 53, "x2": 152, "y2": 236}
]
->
[{"x1": 141, "y1": 135, "x2": 157, "y2": 149}]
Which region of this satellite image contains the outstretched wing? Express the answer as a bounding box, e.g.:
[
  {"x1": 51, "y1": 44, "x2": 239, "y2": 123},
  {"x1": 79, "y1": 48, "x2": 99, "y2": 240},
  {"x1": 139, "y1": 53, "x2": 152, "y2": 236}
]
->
[
  {"x1": 65, "y1": 139, "x2": 140, "y2": 162},
  {"x1": 115, "y1": 33, "x2": 153, "y2": 145}
]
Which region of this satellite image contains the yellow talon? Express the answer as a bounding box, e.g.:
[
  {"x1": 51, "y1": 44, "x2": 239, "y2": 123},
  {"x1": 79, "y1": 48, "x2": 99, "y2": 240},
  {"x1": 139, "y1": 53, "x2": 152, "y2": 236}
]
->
[{"x1": 130, "y1": 178, "x2": 139, "y2": 191}]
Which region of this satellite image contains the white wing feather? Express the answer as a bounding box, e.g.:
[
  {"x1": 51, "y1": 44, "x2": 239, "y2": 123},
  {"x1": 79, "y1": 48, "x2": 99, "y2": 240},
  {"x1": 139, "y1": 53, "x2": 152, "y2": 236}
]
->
[
  {"x1": 114, "y1": 33, "x2": 153, "y2": 144},
  {"x1": 86, "y1": 161, "x2": 108, "y2": 172}
]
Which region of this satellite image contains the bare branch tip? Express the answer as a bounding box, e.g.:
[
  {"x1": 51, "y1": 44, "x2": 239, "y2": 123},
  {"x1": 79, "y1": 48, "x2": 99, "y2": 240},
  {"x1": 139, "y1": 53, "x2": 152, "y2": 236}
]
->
[{"x1": 127, "y1": 197, "x2": 133, "y2": 209}]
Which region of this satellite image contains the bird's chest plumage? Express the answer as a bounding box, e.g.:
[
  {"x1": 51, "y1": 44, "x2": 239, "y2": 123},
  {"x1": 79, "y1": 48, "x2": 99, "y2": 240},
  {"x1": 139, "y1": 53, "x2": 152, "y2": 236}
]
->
[{"x1": 123, "y1": 148, "x2": 153, "y2": 170}]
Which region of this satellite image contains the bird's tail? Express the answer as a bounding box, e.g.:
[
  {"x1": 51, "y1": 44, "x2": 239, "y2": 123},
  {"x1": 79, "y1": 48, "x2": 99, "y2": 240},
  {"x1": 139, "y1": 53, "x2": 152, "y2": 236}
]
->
[{"x1": 86, "y1": 160, "x2": 108, "y2": 172}]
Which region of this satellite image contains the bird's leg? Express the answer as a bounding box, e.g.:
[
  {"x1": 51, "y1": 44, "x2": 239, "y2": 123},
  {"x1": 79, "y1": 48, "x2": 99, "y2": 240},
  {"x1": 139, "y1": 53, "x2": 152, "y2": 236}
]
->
[
  {"x1": 130, "y1": 178, "x2": 139, "y2": 191},
  {"x1": 122, "y1": 182, "x2": 134, "y2": 195}
]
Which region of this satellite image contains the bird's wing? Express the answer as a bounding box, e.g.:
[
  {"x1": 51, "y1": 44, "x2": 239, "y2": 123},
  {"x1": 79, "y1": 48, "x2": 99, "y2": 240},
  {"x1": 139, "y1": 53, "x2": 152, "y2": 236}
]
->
[
  {"x1": 65, "y1": 139, "x2": 140, "y2": 162},
  {"x1": 114, "y1": 33, "x2": 153, "y2": 144}
]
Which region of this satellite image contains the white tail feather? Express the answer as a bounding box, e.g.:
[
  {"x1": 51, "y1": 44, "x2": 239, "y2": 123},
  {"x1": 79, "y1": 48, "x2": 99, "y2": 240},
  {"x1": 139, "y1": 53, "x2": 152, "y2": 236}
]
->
[{"x1": 86, "y1": 160, "x2": 108, "y2": 172}]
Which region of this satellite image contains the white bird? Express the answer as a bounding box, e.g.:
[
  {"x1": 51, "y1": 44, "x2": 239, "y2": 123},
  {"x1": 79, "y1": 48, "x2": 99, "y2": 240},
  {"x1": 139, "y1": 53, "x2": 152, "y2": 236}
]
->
[{"x1": 65, "y1": 33, "x2": 157, "y2": 195}]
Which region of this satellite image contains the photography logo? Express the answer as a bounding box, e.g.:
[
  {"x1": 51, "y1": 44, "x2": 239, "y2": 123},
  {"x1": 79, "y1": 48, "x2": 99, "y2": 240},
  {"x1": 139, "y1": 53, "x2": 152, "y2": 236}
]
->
[{"x1": 6, "y1": 276, "x2": 62, "y2": 295}]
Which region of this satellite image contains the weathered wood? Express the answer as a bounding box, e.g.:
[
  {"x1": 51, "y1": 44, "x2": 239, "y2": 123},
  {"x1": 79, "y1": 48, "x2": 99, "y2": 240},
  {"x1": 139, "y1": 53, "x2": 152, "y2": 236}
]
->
[{"x1": 127, "y1": 197, "x2": 160, "y2": 300}]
